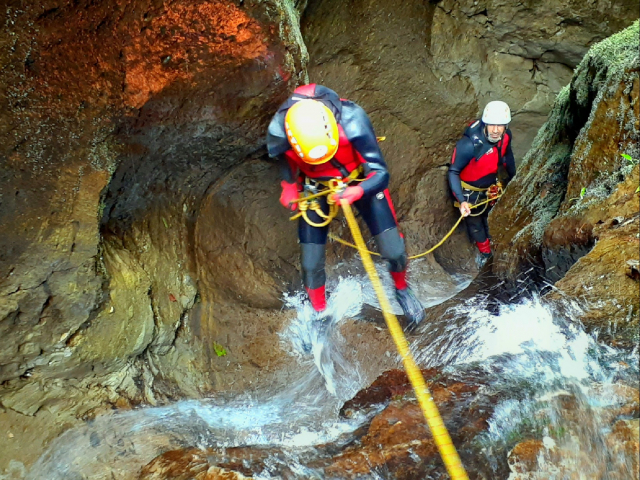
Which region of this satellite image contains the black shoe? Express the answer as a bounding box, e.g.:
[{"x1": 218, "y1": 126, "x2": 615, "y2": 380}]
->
[
  {"x1": 314, "y1": 311, "x2": 332, "y2": 336},
  {"x1": 301, "y1": 312, "x2": 332, "y2": 354},
  {"x1": 395, "y1": 288, "x2": 425, "y2": 331},
  {"x1": 476, "y1": 251, "x2": 493, "y2": 269}
]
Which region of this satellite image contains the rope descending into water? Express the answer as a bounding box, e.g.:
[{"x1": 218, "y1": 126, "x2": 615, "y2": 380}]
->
[{"x1": 340, "y1": 198, "x2": 470, "y2": 480}]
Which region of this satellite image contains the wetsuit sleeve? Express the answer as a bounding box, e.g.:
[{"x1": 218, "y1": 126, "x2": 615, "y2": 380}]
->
[
  {"x1": 267, "y1": 108, "x2": 290, "y2": 157},
  {"x1": 341, "y1": 102, "x2": 389, "y2": 195},
  {"x1": 503, "y1": 130, "x2": 516, "y2": 184},
  {"x1": 267, "y1": 105, "x2": 298, "y2": 183},
  {"x1": 448, "y1": 137, "x2": 475, "y2": 201},
  {"x1": 275, "y1": 154, "x2": 298, "y2": 183}
]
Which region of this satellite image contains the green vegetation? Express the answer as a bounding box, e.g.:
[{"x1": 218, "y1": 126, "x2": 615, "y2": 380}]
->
[
  {"x1": 510, "y1": 21, "x2": 639, "y2": 246},
  {"x1": 213, "y1": 342, "x2": 227, "y2": 357},
  {"x1": 621, "y1": 153, "x2": 638, "y2": 166}
]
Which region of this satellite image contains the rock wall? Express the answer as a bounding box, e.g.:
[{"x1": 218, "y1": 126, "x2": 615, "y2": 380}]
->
[
  {"x1": 0, "y1": 0, "x2": 308, "y2": 472},
  {"x1": 301, "y1": 0, "x2": 637, "y2": 273},
  {"x1": 490, "y1": 21, "x2": 639, "y2": 346}
]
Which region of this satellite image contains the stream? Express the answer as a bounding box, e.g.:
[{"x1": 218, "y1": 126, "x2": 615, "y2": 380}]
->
[{"x1": 26, "y1": 261, "x2": 639, "y2": 479}]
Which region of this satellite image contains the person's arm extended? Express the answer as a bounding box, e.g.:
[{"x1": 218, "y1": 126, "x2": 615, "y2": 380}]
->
[{"x1": 448, "y1": 138, "x2": 474, "y2": 201}]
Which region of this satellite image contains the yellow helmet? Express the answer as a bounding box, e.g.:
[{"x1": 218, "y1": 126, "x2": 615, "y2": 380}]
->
[{"x1": 284, "y1": 99, "x2": 339, "y2": 165}]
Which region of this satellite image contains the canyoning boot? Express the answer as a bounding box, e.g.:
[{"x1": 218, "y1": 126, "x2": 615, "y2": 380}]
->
[
  {"x1": 306, "y1": 285, "x2": 327, "y2": 313},
  {"x1": 475, "y1": 239, "x2": 493, "y2": 268},
  {"x1": 301, "y1": 313, "x2": 333, "y2": 355},
  {"x1": 300, "y1": 286, "x2": 330, "y2": 354},
  {"x1": 395, "y1": 287, "x2": 425, "y2": 332},
  {"x1": 314, "y1": 309, "x2": 333, "y2": 337}
]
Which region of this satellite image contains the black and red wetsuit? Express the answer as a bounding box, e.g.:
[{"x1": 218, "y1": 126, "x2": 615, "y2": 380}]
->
[
  {"x1": 267, "y1": 84, "x2": 408, "y2": 294},
  {"x1": 448, "y1": 120, "x2": 516, "y2": 250}
]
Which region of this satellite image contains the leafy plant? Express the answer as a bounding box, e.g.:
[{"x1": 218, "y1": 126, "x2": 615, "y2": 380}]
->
[
  {"x1": 621, "y1": 153, "x2": 639, "y2": 167},
  {"x1": 569, "y1": 187, "x2": 588, "y2": 202},
  {"x1": 213, "y1": 342, "x2": 227, "y2": 357}
]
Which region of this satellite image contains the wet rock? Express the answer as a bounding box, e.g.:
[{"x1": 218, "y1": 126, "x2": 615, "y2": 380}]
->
[
  {"x1": 507, "y1": 384, "x2": 640, "y2": 479},
  {"x1": 326, "y1": 369, "x2": 497, "y2": 479},
  {"x1": 195, "y1": 160, "x2": 299, "y2": 309},
  {"x1": 507, "y1": 439, "x2": 551, "y2": 475},
  {"x1": 129, "y1": 371, "x2": 640, "y2": 480},
  {"x1": 606, "y1": 419, "x2": 640, "y2": 477},
  {"x1": 0, "y1": 0, "x2": 307, "y2": 473},
  {"x1": 490, "y1": 22, "x2": 639, "y2": 347},
  {"x1": 625, "y1": 259, "x2": 640, "y2": 281},
  {"x1": 138, "y1": 445, "x2": 316, "y2": 480},
  {"x1": 133, "y1": 367, "x2": 500, "y2": 479},
  {"x1": 139, "y1": 448, "x2": 253, "y2": 480}
]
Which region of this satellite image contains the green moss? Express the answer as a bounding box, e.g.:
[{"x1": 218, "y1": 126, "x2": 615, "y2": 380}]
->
[
  {"x1": 508, "y1": 21, "x2": 639, "y2": 247},
  {"x1": 583, "y1": 20, "x2": 639, "y2": 75}
]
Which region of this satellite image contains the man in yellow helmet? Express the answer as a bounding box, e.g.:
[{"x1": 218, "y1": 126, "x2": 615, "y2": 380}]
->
[{"x1": 267, "y1": 84, "x2": 425, "y2": 329}]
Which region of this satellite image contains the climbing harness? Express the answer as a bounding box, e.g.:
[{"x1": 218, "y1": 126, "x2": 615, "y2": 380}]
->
[
  {"x1": 340, "y1": 199, "x2": 469, "y2": 480},
  {"x1": 289, "y1": 167, "x2": 364, "y2": 228},
  {"x1": 289, "y1": 177, "x2": 502, "y2": 259},
  {"x1": 452, "y1": 181, "x2": 503, "y2": 218},
  {"x1": 286, "y1": 138, "x2": 385, "y2": 227}
]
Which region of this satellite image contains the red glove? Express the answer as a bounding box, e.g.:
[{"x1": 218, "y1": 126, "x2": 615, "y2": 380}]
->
[
  {"x1": 332, "y1": 186, "x2": 364, "y2": 205},
  {"x1": 279, "y1": 180, "x2": 298, "y2": 211}
]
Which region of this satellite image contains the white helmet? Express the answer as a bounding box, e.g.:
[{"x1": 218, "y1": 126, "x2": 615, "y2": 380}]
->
[{"x1": 482, "y1": 101, "x2": 511, "y2": 125}]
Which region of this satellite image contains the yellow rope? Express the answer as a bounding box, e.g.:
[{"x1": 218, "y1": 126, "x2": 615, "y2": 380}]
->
[
  {"x1": 340, "y1": 199, "x2": 469, "y2": 480},
  {"x1": 328, "y1": 196, "x2": 499, "y2": 259}
]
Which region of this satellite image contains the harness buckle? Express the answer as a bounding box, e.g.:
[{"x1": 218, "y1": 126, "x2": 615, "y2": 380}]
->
[
  {"x1": 327, "y1": 178, "x2": 346, "y2": 193},
  {"x1": 303, "y1": 183, "x2": 318, "y2": 195}
]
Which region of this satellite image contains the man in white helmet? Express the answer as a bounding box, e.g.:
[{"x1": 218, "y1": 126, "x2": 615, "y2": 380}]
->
[{"x1": 447, "y1": 101, "x2": 516, "y2": 259}]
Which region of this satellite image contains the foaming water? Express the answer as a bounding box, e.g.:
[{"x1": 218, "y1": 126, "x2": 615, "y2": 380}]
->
[
  {"x1": 280, "y1": 277, "x2": 366, "y2": 398},
  {"x1": 330, "y1": 256, "x2": 473, "y2": 314},
  {"x1": 411, "y1": 293, "x2": 638, "y2": 478},
  {"x1": 25, "y1": 277, "x2": 638, "y2": 479}
]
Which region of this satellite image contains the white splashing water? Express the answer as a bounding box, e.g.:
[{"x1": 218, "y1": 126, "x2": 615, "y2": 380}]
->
[
  {"x1": 23, "y1": 279, "x2": 638, "y2": 480},
  {"x1": 457, "y1": 297, "x2": 602, "y2": 380},
  {"x1": 279, "y1": 277, "x2": 368, "y2": 398},
  {"x1": 418, "y1": 294, "x2": 639, "y2": 479}
]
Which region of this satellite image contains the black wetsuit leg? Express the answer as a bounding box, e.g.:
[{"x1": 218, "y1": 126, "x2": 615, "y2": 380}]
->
[
  {"x1": 462, "y1": 190, "x2": 491, "y2": 243},
  {"x1": 482, "y1": 212, "x2": 491, "y2": 240},
  {"x1": 299, "y1": 196, "x2": 330, "y2": 289},
  {"x1": 354, "y1": 189, "x2": 407, "y2": 272}
]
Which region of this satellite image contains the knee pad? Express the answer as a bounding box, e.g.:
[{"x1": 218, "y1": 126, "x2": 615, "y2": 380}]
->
[
  {"x1": 374, "y1": 228, "x2": 408, "y2": 272},
  {"x1": 300, "y1": 243, "x2": 326, "y2": 289},
  {"x1": 465, "y1": 216, "x2": 487, "y2": 243}
]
